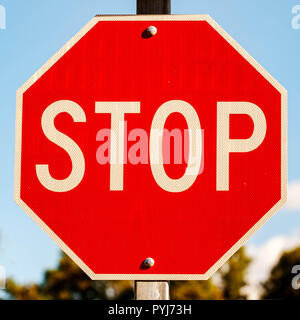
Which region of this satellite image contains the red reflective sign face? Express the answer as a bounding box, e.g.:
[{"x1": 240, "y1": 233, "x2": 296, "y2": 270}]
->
[{"x1": 15, "y1": 16, "x2": 287, "y2": 280}]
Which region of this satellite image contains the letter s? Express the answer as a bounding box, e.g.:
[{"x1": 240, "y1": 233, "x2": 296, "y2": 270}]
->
[{"x1": 36, "y1": 100, "x2": 86, "y2": 192}]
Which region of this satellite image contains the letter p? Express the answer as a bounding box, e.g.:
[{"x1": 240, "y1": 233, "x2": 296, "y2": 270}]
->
[{"x1": 217, "y1": 102, "x2": 267, "y2": 191}]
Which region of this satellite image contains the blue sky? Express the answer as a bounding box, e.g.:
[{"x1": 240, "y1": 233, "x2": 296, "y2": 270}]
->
[{"x1": 0, "y1": 0, "x2": 299, "y2": 284}]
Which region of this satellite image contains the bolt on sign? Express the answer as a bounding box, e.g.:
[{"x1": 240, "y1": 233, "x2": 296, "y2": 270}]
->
[{"x1": 15, "y1": 15, "x2": 287, "y2": 280}]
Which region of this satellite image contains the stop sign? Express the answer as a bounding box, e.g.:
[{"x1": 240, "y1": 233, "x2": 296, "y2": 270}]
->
[{"x1": 15, "y1": 15, "x2": 287, "y2": 280}]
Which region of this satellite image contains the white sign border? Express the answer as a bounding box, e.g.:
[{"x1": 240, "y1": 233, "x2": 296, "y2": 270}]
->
[{"x1": 15, "y1": 15, "x2": 287, "y2": 280}]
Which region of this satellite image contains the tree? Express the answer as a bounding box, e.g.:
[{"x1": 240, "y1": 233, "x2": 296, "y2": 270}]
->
[
  {"x1": 6, "y1": 248, "x2": 251, "y2": 300},
  {"x1": 262, "y1": 246, "x2": 300, "y2": 300},
  {"x1": 6, "y1": 252, "x2": 133, "y2": 300},
  {"x1": 220, "y1": 247, "x2": 251, "y2": 299},
  {"x1": 170, "y1": 247, "x2": 251, "y2": 300},
  {"x1": 171, "y1": 280, "x2": 223, "y2": 300},
  {"x1": 6, "y1": 280, "x2": 42, "y2": 300}
]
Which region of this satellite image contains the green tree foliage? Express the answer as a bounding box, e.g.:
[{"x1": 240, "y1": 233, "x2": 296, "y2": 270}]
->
[
  {"x1": 6, "y1": 248, "x2": 251, "y2": 300},
  {"x1": 171, "y1": 247, "x2": 251, "y2": 300},
  {"x1": 170, "y1": 280, "x2": 223, "y2": 300},
  {"x1": 6, "y1": 253, "x2": 134, "y2": 300},
  {"x1": 220, "y1": 247, "x2": 251, "y2": 299},
  {"x1": 6, "y1": 280, "x2": 42, "y2": 300},
  {"x1": 262, "y1": 246, "x2": 300, "y2": 300}
]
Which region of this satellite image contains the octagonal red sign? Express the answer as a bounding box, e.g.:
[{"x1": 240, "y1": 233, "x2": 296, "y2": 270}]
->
[{"x1": 15, "y1": 15, "x2": 287, "y2": 280}]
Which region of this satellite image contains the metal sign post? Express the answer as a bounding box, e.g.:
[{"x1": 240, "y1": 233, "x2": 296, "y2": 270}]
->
[
  {"x1": 135, "y1": 0, "x2": 171, "y2": 301},
  {"x1": 137, "y1": 0, "x2": 171, "y2": 14}
]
